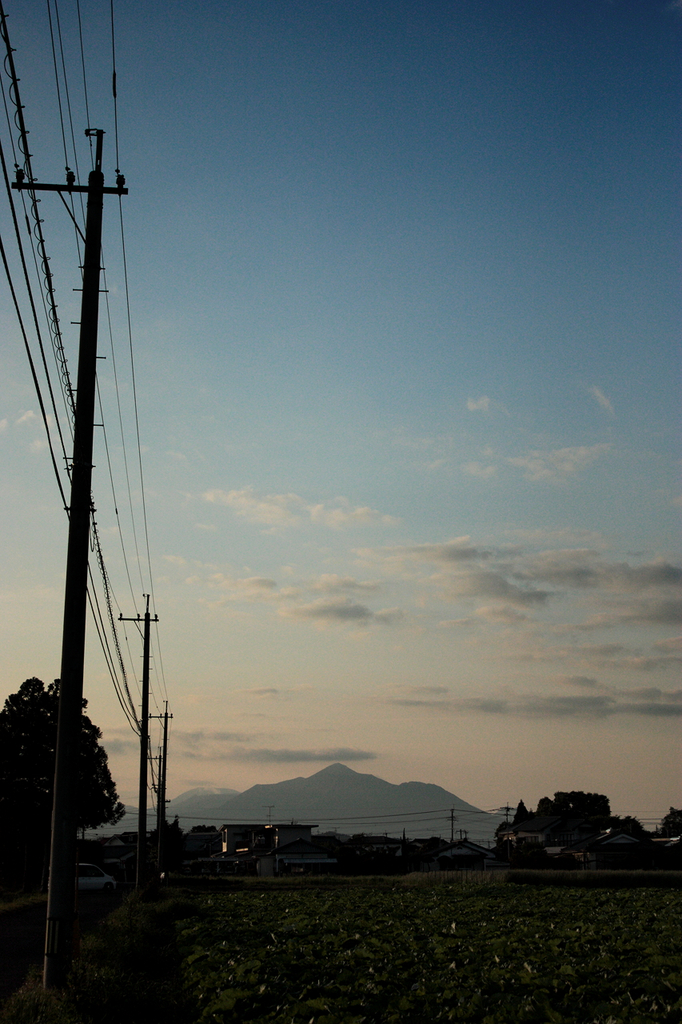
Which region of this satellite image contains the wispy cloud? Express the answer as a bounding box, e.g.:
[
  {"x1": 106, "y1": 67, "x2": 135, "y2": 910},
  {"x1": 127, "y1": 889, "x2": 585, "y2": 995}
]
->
[
  {"x1": 555, "y1": 675, "x2": 600, "y2": 689},
  {"x1": 389, "y1": 687, "x2": 682, "y2": 720},
  {"x1": 475, "y1": 605, "x2": 529, "y2": 624},
  {"x1": 588, "y1": 385, "x2": 615, "y2": 416},
  {"x1": 229, "y1": 576, "x2": 278, "y2": 591},
  {"x1": 466, "y1": 396, "x2": 490, "y2": 412},
  {"x1": 279, "y1": 597, "x2": 403, "y2": 625},
  {"x1": 16, "y1": 410, "x2": 38, "y2": 426},
  {"x1": 508, "y1": 527, "x2": 607, "y2": 547},
  {"x1": 517, "y1": 552, "x2": 682, "y2": 593},
  {"x1": 203, "y1": 486, "x2": 398, "y2": 530},
  {"x1": 142, "y1": 729, "x2": 263, "y2": 762},
  {"x1": 237, "y1": 747, "x2": 377, "y2": 763},
  {"x1": 177, "y1": 729, "x2": 258, "y2": 747},
  {"x1": 462, "y1": 461, "x2": 497, "y2": 479},
  {"x1": 437, "y1": 569, "x2": 550, "y2": 607},
  {"x1": 366, "y1": 539, "x2": 490, "y2": 564},
  {"x1": 508, "y1": 443, "x2": 611, "y2": 483},
  {"x1": 101, "y1": 735, "x2": 139, "y2": 756},
  {"x1": 235, "y1": 685, "x2": 313, "y2": 700},
  {"x1": 198, "y1": 573, "x2": 283, "y2": 603},
  {"x1": 204, "y1": 487, "x2": 301, "y2": 527},
  {"x1": 576, "y1": 598, "x2": 682, "y2": 630},
  {"x1": 239, "y1": 687, "x2": 281, "y2": 699},
  {"x1": 397, "y1": 685, "x2": 451, "y2": 696},
  {"x1": 309, "y1": 574, "x2": 380, "y2": 593}
]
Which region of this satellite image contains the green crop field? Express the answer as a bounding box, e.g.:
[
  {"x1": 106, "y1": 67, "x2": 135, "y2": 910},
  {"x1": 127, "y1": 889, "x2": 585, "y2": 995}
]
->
[{"x1": 178, "y1": 883, "x2": 682, "y2": 1024}]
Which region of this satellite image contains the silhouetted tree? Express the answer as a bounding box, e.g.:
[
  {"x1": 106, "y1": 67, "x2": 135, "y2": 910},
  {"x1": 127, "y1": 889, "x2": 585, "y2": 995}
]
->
[
  {"x1": 533, "y1": 791, "x2": 648, "y2": 837},
  {"x1": 0, "y1": 678, "x2": 124, "y2": 888},
  {"x1": 535, "y1": 791, "x2": 611, "y2": 821},
  {"x1": 512, "y1": 799, "x2": 531, "y2": 825},
  {"x1": 494, "y1": 800, "x2": 531, "y2": 849},
  {"x1": 149, "y1": 817, "x2": 185, "y2": 873},
  {"x1": 658, "y1": 807, "x2": 682, "y2": 838}
]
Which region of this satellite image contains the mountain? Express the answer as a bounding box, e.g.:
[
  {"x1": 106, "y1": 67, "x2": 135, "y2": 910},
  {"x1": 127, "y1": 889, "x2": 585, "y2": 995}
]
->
[
  {"x1": 166, "y1": 786, "x2": 241, "y2": 826},
  {"x1": 168, "y1": 764, "x2": 502, "y2": 846}
]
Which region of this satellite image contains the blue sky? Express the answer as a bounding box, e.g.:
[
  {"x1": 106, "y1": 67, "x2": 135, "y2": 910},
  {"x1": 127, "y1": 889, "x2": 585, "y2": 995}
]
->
[{"x1": 0, "y1": 0, "x2": 679, "y2": 828}]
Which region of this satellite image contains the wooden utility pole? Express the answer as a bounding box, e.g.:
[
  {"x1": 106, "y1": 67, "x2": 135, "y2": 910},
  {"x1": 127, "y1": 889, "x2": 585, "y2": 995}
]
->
[
  {"x1": 120, "y1": 595, "x2": 158, "y2": 887},
  {"x1": 12, "y1": 131, "x2": 127, "y2": 989}
]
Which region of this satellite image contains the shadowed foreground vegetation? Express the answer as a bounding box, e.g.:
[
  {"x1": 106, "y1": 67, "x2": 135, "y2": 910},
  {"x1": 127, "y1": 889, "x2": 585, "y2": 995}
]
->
[
  {"x1": 0, "y1": 887, "x2": 200, "y2": 1024},
  {"x1": 0, "y1": 889, "x2": 47, "y2": 916},
  {"x1": 2, "y1": 875, "x2": 681, "y2": 1023}
]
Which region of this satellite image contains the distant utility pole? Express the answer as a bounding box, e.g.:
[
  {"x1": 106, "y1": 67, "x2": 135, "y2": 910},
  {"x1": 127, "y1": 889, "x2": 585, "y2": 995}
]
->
[
  {"x1": 450, "y1": 807, "x2": 457, "y2": 843},
  {"x1": 120, "y1": 595, "x2": 158, "y2": 888},
  {"x1": 150, "y1": 703, "x2": 172, "y2": 878},
  {"x1": 12, "y1": 130, "x2": 127, "y2": 991}
]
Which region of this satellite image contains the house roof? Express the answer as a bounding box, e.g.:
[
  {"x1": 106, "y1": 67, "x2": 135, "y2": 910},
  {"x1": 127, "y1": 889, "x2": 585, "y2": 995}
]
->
[
  {"x1": 266, "y1": 823, "x2": 316, "y2": 830},
  {"x1": 502, "y1": 816, "x2": 589, "y2": 835},
  {"x1": 435, "y1": 839, "x2": 494, "y2": 855},
  {"x1": 564, "y1": 830, "x2": 654, "y2": 852},
  {"x1": 345, "y1": 834, "x2": 403, "y2": 845},
  {"x1": 271, "y1": 839, "x2": 333, "y2": 856}
]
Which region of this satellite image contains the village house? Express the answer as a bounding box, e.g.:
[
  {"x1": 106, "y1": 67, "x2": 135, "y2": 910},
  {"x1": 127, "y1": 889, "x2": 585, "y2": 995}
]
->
[
  {"x1": 204, "y1": 822, "x2": 324, "y2": 875},
  {"x1": 562, "y1": 830, "x2": 657, "y2": 871},
  {"x1": 182, "y1": 830, "x2": 222, "y2": 869},
  {"x1": 256, "y1": 838, "x2": 338, "y2": 876},
  {"x1": 497, "y1": 816, "x2": 595, "y2": 853},
  {"x1": 100, "y1": 832, "x2": 138, "y2": 882},
  {"x1": 416, "y1": 838, "x2": 497, "y2": 873}
]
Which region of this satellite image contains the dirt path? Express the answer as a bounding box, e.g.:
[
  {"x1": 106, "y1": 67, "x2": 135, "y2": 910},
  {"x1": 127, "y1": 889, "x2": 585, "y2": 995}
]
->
[{"x1": 0, "y1": 890, "x2": 124, "y2": 1004}]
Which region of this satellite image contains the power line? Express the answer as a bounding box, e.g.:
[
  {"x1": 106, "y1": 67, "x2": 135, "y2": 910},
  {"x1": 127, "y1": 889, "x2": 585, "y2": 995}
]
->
[
  {"x1": 0, "y1": 3, "x2": 150, "y2": 742},
  {"x1": 171, "y1": 807, "x2": 484, "y2": 825}
]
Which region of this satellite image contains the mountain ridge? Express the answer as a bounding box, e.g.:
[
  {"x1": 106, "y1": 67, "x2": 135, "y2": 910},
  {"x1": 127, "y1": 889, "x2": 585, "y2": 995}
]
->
[{"x1": 166, "y1": 763, "x2": 502, "y2": 845}]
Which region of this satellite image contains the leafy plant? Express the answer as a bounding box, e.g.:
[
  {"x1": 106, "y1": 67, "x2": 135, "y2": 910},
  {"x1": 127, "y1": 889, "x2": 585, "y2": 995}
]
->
[{"x1": 179, "y1": 884, "x2": 682, "y2": 1023}]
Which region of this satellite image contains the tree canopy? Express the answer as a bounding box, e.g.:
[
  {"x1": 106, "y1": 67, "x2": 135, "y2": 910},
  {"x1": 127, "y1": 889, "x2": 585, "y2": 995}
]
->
[
  {"x1": 531, "y1": 790, "x2": 648, "y2": 838},
  {"x1": 0, "y1": 678, "x2": 124, "y2": 887},
  {"x1": 659, "y1": 807, "x2": 682, "y2": 838},
  {"x1": 535, "y1": 791, "x2": 611, "y2": 820},
  {"x1": 512, "y1": 799, "x2": 531, "y2": 825}
]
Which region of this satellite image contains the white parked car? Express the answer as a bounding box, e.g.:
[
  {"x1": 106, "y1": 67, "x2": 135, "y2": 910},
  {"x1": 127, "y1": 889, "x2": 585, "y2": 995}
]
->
[{"x1": 77, "y1": 863, "x2": 117, "y2": 891}]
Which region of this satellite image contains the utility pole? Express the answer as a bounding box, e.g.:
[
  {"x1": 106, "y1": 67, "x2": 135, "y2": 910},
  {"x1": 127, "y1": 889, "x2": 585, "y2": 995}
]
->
[
  {"x1": 150, "y1": 703, "x2": 172, "y2": 878},
  {"x1": 12, "y1": 131, "x2": 127, "y2": 990},
  {"x1": 450, "y1": 807, "x2": 457, "y2": 843},
  {"x1": 120, "y1": 595, "x2": 158, "y2": 887}
]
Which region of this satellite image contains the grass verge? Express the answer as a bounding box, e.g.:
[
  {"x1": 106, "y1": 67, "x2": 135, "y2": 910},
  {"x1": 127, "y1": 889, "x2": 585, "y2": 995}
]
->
[
  {"x1": 506, "y1": 868, "x2": 682, "y2": 887},
  {"x1": 0, "y1": 886, "x2": 202, "y2": 1024},
  {"x1": 0, "y1": 890, "x2": 47, "y2": 916}
]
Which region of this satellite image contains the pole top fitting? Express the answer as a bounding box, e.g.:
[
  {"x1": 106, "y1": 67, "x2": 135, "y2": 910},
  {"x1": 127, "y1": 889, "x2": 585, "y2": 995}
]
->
[{"x1": 84, "y1": 129, "x2": 105, "y2": 172}]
